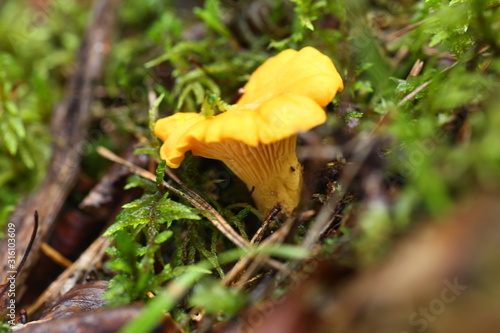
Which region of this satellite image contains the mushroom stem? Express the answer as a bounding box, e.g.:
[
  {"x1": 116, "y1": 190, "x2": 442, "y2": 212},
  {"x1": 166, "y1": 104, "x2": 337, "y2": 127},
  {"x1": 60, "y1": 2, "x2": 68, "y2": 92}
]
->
[{"x1": 193, "y1": 136, "x2": 302, "y2": 214}]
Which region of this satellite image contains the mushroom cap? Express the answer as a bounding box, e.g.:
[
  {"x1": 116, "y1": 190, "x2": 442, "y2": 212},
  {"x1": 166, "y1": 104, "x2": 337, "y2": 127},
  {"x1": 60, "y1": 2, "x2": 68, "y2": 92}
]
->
[
  {"x1": 237, "y1": 46, "x2": 344, "y2": 109},
  {"x1": 154, "y1": 47, "x2": 344, "y2": 168}
]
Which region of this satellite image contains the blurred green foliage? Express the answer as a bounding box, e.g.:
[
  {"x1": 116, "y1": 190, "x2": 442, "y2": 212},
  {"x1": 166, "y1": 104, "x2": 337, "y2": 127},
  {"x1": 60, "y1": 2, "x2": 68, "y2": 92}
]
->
[
  {"x1": 0, "y1": 0, "x2": 89, "y2": 231},
  {"x1": 351, "y1": 0, "x2": 500, "y2": 263}
]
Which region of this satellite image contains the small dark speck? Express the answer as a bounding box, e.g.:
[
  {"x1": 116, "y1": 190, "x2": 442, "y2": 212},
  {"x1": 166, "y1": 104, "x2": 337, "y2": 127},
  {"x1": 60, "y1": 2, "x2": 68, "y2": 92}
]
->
[
  {"x1": 290, "y1": 166, "x2": 296, "y2": 172},
  {"x1": 250, "y1": 186, "x2": 255, "y2": 194}
]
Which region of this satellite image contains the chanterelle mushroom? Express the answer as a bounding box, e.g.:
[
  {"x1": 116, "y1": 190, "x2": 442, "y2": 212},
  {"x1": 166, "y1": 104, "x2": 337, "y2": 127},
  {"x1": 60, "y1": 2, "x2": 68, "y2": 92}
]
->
[{"x1": 154, "y1": 47, "x2": 343, "y2": 214}]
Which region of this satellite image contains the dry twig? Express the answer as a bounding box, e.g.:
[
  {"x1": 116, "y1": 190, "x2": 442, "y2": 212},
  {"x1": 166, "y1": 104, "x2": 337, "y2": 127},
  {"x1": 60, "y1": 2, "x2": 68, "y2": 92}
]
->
[{"x1": 96, "y1": 146, "x2": 288, "y2": 274}]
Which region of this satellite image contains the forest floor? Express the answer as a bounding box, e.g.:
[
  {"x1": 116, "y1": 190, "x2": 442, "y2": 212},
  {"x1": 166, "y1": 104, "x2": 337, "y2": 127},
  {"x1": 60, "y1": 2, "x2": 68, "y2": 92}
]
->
[{"x1": 1, "y1": 0, "x2": 500, "y2": 332}]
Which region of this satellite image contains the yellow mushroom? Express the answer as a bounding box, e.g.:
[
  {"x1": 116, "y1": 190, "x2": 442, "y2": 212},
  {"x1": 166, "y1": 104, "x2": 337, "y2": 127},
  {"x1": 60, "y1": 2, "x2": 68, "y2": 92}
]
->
[{"x1": 154, "y1": 47, "x2": 343, "y2": 214}]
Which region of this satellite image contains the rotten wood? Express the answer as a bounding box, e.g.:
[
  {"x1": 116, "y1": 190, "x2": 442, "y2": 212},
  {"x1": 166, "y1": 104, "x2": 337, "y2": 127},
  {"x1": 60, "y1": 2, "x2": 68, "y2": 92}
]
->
[
  {"x1": 26, "y1": 235, "x2": 110, "y2": 317},
  {"x1": 15, "y1": 305, "x2": 146, "y2": 333},
  {"x1": 37, "y1": 280, "x2": 108, "y2": 321}
]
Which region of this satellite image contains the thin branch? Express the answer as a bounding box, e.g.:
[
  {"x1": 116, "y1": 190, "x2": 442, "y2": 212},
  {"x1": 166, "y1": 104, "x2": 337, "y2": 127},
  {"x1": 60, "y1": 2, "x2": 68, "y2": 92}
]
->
[
  {"x1": 397, "y1": 81, "x2": 431, "y2": 107},
  {"x1": 97, "y1": 146, "x2": 248, "y2": 249},
  {"x1": 0, "y1": 212, "x2": 38, "y2": 299},
  {"x1": 96, "y1": 146, "x2": 288, "y2": 274}
]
